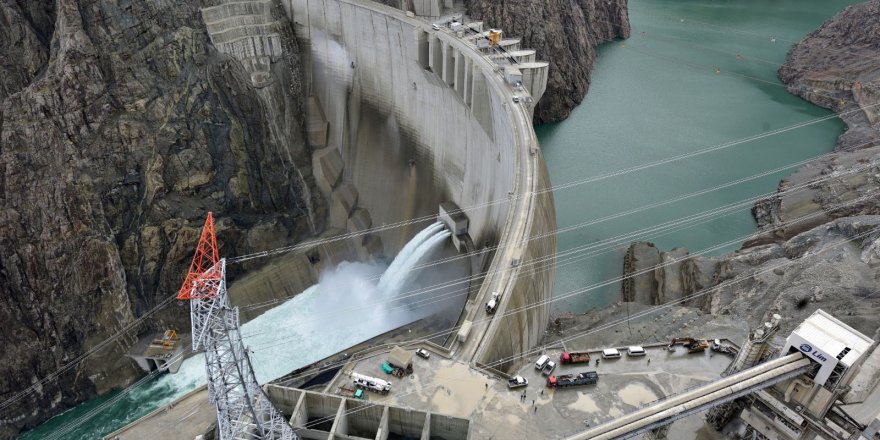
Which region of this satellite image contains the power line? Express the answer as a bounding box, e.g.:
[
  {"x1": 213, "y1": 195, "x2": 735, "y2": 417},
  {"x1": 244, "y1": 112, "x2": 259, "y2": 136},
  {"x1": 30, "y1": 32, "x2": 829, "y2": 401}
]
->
[
  {"x1": 12, "y1": 10, "x2": 878, "y2": 425},
  {"x1": 288, "y1": 223, "x2": 880, "y2": 432},
  {"x1": 245, "y1": 189, "x2": 878, "y2": 384},
  {"x1": 237, "y1": 148, "x2": 880, "y2": 341}
]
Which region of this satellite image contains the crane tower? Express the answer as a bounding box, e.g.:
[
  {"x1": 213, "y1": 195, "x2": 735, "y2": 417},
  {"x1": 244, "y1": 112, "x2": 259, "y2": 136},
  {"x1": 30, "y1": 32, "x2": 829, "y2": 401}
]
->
[{"x1": 177, "y1": 213, "x2": 296, "y2": 440}]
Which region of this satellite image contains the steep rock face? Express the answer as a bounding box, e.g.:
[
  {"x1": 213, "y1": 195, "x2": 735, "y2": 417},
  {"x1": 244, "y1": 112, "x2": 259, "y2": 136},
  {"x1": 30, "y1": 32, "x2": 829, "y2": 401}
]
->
[
  {"x1": 623, "y1": 217, "x2": 880, "y2": 339},
  {"x1": 778, "y1": 0, "x2": 880, "y2": 152},
  {"x1": 0, "y1": 0, "x2": 54, "y2": 99},
  {"x1": 754, "y1": 0, "x2": 880, "y2": 237},
  {"x1": 0, "y1": 0, "x2": 317, "y2": 436},
  {"x1": 465, "y1": 0, "x2": 630, "y2": 124}
]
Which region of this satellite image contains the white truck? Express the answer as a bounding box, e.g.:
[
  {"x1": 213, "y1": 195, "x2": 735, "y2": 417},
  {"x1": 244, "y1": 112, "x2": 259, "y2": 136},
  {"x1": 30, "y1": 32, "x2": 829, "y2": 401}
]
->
[
  {"x1": 351, "y1": 372, "x2": 391, "y2": 395},
  {"x1": 457, "y1": 320, "x2": 472, "y2": 343},
  {"x1": 486, "y1": 292, "x2": 501, "y2": 314}
]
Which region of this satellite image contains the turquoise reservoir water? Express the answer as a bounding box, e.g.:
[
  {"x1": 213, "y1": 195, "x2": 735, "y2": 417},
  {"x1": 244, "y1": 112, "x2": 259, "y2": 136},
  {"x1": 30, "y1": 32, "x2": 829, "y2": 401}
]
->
[{"x1": 538, "y1": 0, "x2": 858, "y2": 313}]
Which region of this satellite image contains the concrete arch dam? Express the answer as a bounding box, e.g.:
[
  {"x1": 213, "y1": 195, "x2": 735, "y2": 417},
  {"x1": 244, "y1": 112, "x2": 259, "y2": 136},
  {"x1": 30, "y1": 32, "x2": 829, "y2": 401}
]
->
[{"x1": 280, "y1": 0, "x2": 557, "y2": 370}]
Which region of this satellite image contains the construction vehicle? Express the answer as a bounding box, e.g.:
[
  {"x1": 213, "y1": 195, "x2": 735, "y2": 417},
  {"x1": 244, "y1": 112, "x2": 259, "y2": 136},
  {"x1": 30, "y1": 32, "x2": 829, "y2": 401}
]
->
[
  {"x1": 710, "y1": 338, "x2": 738, "y2": 357},
  {"x1": 338, "y1": 386, "x2": 365, "y2": 400},
  {"x1": 560, "y1": 351, "x2": 591, "y2": 364},
  {"x1": 667, "y1": 338, "x2": 709, "y2": 353},
  {"x1": 486, "y1": 292, "x2": 501, "y2": 314},
  {"x1": 507, "y1": 375, "x2": 528, "y2": 389},
  {"x1": 547, "y1": 371, "x2": 599, "y2": 389},
  {"x1": 488, "y1": 29, "x2": 502, "y2": 46},
  {"x1": 385, "y1": 346, "x2": 414, "y2": 377},
  {"x1": 351, "y1": 372, "x2": 391, "y2": 395}
]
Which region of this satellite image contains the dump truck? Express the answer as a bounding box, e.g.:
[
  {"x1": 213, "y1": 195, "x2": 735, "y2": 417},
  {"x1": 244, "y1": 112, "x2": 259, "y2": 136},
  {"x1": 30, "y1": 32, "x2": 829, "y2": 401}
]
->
[
  {"x1": 507, "y1": 375, "x2": 528, "y2": 389},
  {"x1": 547, "y1": 371, "x2": 599, "y2": 388},
  {"x1": 559, "y1": 351, "x2": 591, "y2": 364},
  {"x1": 667, "y1": 338, "x2": 709, "y2": 353},
  {"x1": 338, "y1": 386, "x2": 365, "y2": 400},
  {"x1": 351, "y1": 372, "x2": 391, "y2": 395}
]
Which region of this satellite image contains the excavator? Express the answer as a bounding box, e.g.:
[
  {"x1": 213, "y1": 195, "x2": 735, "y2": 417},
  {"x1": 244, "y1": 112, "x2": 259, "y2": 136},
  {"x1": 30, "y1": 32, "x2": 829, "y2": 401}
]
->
[{"x1": 667, "y1": 337, "x2": 709, "y2": 353}]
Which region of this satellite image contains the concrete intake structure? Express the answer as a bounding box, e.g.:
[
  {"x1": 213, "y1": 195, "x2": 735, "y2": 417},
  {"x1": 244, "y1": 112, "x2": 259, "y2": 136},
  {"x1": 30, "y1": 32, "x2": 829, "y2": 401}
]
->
[{"x1": 281, "y1": 0, "x2": 556, "y2": 371}]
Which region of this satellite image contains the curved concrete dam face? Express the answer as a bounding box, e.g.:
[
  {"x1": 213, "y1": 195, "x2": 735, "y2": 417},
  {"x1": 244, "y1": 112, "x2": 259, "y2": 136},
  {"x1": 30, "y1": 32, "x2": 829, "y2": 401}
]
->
[{"x1": 282, "y1": 0, "x2": 556, "y2": 371}]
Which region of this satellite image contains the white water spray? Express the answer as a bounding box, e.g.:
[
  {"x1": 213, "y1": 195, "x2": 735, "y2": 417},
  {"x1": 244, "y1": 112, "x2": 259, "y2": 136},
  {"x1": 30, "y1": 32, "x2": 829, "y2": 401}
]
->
[
  {"x1": 378, "y1": 228, "x2": 452, "y2": 298},
  {"x1": 376, "y1": 222, "x2": 444, "y2": 293},
  {"x1": 28, "y1": 223, "x2": 456, "y2": 440}
]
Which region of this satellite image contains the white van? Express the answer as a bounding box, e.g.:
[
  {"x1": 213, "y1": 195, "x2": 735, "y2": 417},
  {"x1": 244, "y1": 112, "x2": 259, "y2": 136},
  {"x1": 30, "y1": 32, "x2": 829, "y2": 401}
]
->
[
  {"x1": 535, "y1": 355, "x2": 550, "y2": 370},
  {"x1": 602, "y1": 348, "x2": 621, "y2": 359},
  {"x1": 627, "y1": 346, "x2": 646, "y2": 357}
]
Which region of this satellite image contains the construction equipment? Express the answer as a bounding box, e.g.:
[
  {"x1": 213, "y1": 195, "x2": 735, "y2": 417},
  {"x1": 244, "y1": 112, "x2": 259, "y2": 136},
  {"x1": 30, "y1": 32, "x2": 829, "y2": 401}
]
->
[
  {"x1": 667, "y1": 338, "x2": 709, "y2": 353},
  {"x1": 547, "y1": 371, "x2": 599, "y2": 388},
  {"x1": 352, "y1": 372, "x2": 392, "y2": 395},
  {"x1": 338, "y1": 386, "x2": 365, "y2": 400},
  {"x1": 560, "y1": 351, "x2": 591, "y2": 364},
  {"x1": 488, "y1": 29, "x2": 502, "y2": 46},
  {"x1": 386, "y1": 346, "x2": 414, "y2": 376},
  {"x1": 159, "y1": 329, "x2": 179, "y2": 349},
  {"x1": 710, "y1": 339, "x2": 738, "y2": 357}
]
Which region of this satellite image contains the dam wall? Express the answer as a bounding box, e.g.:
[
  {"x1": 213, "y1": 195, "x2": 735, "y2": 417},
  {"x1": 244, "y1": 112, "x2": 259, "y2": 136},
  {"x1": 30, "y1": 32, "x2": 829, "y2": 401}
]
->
[{"x1": 282, "y1": 0, "x2": 556, "y2": 371}]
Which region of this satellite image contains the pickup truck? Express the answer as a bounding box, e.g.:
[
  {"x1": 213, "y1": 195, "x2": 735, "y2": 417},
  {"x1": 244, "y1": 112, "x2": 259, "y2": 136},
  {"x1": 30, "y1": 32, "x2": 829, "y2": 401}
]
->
[
  {"x1": 541, "y1": 361, "x2": 557, "y2": 376},
  {"x1": 486, "y1": 292, "x2": 501, "y2": 314},
  {"x1": 507, "y1": 375, "x2": 528, "y2": 389}
]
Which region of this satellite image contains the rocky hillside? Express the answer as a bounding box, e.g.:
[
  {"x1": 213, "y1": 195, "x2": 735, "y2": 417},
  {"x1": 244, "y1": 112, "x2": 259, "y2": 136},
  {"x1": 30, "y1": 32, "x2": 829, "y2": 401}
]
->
[
  {"x1": 465, "y1": 0, "x2": 630, "y2": 124},
  {"x1": 754, "y1": 0, "x2": 880, "y2": 240},
  {"x1": 619, "y1": 0, "x2": 880, "y2": 341},
  {"x1": 0, "y1": 0, "x2": 318, "y2": 436}
]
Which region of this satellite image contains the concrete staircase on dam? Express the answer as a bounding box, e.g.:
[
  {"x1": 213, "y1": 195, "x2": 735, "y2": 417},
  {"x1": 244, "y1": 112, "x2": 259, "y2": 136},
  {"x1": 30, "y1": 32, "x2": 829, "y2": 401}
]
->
[{"x1": 201, "y1": 0, "x2": 284, "y2": 88}]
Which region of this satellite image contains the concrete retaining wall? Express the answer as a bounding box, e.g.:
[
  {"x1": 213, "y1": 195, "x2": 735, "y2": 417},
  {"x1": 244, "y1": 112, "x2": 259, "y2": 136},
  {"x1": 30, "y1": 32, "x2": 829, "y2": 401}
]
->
[{"x1": 282, "y1": 0, "x2": 555, "y2": 372}]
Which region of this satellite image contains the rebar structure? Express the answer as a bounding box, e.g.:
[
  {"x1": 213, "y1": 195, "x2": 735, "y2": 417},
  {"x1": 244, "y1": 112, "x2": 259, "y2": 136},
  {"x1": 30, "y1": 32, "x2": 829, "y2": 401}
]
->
[{"x1": 178, "y1": 213, "x2": 296, "y2": 440}]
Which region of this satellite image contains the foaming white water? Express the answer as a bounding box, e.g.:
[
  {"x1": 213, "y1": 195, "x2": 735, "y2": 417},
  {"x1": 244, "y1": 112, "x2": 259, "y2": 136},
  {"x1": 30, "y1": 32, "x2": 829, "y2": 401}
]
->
[
  {"x1": 377, "y1": 222, "x2": 443, "y2": 292},
  {"x1": 379, "y1": 229, "x2": 452, "y2": 297},
  {"x1": 143, "y1": 223, "x2": 451, "y2": 397}
]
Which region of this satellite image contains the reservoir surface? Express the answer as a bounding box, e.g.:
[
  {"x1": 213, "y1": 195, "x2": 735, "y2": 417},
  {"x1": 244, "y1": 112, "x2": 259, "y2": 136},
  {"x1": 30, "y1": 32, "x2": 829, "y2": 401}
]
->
[{"x1": 538, "y1": 0, "x2": 859, "y2": 313}]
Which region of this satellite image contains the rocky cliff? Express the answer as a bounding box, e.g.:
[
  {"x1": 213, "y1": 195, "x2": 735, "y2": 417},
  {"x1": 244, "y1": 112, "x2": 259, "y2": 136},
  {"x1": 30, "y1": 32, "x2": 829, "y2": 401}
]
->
[
  {"x1": 464, "y1": 0, "x2": 630, "y2": 124},
  {"x1": 620, "y1": 1, "x2": 880, "y2": 340},
  {"x1": 753, "y1": 0, "x2": 880, "y2": 240},
  {"x1": 0, "y1": 0, "x2": 318, "y2": 436}
]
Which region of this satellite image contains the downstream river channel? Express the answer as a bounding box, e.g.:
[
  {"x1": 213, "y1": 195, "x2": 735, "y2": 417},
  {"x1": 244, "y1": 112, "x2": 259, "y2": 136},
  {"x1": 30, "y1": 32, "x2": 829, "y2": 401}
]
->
[{"x1": 539, "y1": 0, "x2": 859, "y2": 313}]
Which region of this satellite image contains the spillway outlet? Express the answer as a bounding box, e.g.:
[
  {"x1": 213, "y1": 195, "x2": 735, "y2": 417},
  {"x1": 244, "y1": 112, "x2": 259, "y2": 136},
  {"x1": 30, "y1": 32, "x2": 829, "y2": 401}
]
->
[{"x1": 438, "y1": 202, "x2": 469, "y2": 252}]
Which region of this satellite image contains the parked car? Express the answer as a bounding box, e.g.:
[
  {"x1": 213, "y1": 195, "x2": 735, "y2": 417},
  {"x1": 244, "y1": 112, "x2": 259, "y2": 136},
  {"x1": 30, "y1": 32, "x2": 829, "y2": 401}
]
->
[
  {"x1": 535, "y1": 355, "x2": 550, "y2": 370},
  {"x1": 627, "y1": 346, "x2": 646, "y2": 357},
  {"x1": 415, "y1": 348, "x2": 430, "y2": 359},
  {"x1": 602, "y1": 348, "x2": 621, "y2": 359}
]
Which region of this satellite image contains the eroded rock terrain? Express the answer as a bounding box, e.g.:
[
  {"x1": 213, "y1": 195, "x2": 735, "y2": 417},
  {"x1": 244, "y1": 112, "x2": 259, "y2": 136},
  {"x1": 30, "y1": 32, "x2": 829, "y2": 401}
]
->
[
  {"x1": 620, "y1": 1, "x2": 880, "y2": 344},
  {"x1": 0, "y1": 0, "x2": 318, "y2": 436}
]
